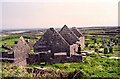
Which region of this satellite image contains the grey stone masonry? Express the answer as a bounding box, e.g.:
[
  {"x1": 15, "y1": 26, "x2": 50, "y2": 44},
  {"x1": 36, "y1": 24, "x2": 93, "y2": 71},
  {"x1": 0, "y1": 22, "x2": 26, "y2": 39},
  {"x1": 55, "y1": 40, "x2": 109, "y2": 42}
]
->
[
  {"x1": 59, "y1": 25, "x2": 79, "y2": 45},
  {"x1": 1, "y1": 36, "x2": 31, "y2": 66},
  {"x1": 13, "y1": 36, "x2": 30, "y2": 59},
  {"x1": 12, "y1": 36, "x2": 30, "y2": 66},
  {"x1": 34, "y1": 28, "x2": 70, "y2": 53},
  {"x1": 71, "y1": 27, "x2": 85, "y2": 48},
  {"x1": 71, "y1": 27, "x2": 83, "y2": 37}
]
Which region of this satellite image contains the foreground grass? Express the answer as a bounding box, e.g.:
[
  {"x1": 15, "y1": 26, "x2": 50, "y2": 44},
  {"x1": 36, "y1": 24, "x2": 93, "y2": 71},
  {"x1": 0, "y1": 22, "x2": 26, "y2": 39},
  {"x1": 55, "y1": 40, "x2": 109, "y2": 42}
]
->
[{"x1": 28, "y1": 54, "x2": 120, "y2": 78}]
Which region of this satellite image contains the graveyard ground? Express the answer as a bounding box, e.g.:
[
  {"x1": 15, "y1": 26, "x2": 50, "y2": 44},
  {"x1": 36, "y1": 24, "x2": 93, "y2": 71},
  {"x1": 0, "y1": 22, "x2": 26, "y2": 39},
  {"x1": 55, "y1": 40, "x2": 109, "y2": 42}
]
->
[{"x1": 1, "y1": 27, "x2": 120, "y2": 78}]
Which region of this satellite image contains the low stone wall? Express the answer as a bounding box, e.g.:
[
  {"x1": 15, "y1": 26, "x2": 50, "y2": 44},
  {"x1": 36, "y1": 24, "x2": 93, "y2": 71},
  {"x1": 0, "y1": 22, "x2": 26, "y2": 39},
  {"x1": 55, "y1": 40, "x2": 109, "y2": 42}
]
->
[
  {"x1": 27, "y1": 52, "x2": 82, "y2": 65},
  {"x1": 49, "y1": 54, "x2": 82, "y2": 64},
  {"x1": 1, "y1": 58, "x2": 14, "y2": 63},
  {"x1": 69, "y1": 55, "x2": 82, "y2": 62},
  {"x1": 2, "y1": 52, "x2": 8, "y2": 58},
  {"x1": 1, "y1": 51, "x2": 83, "y2": 66},
  {"x1": 0, "y1": 52, "x2": 14, "y2": 63},
  {"x1": 1, "y1": 52, "x2": 14, "y2": 58},
  {"x1": 52, "y1": 55, "x2": 67, "y2": 63},
  {"x1": 27, "y1": 53, "x2": 40, "y2": 64}
]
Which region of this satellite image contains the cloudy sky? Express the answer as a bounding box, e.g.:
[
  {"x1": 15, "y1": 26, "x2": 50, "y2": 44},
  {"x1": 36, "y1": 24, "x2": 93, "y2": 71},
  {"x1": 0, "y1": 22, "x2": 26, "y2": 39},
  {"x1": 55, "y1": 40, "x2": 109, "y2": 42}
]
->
[{"x1": 0, "y1": 0, "x2": 119, "y2": 29}]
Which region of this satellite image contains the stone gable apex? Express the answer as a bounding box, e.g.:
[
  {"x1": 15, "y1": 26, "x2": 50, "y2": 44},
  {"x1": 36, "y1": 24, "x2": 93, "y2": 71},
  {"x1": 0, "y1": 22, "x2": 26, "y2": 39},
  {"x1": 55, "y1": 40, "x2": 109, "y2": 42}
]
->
[
  {"x1": 59, "y1": 25, "x2": 79, "y2": 45},
  {"x1": 13, "y1": 36, "x2": 30, "y2": 58},
  {"x1": 34, "y1": 28, "x2": 70, "y2": 53},
  {"x1": 16, "y1": 36, "x2": 30, "y2": 49},
  {"x1": 71, "y1": 27, "x2": 83, "y2": 37}
]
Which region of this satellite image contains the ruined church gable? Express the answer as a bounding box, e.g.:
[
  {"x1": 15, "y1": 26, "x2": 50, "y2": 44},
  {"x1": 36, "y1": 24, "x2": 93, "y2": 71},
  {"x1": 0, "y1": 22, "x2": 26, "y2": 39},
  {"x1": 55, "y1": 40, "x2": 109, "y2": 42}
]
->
[
  {"x1": 59, "y1": 25, "x2": 79, "y2": 45},
  {"x1": 13, "y1": 36, "x2": 30, "y2": 59},
  {"x1": 71, "y1": 27, "x2": 83, "y2": 37},
  {"x1": 34, "y1": 28, "x2": 70, "y2": 53}
]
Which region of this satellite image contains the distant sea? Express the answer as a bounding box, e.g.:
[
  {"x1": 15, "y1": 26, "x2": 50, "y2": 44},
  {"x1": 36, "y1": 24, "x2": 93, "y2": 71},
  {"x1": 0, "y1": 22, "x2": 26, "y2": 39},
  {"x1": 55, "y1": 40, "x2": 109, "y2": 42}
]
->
[
  {"x1": 0, "y1": 28, "x2": 44, "y2": 33},
  {"x1": 0, "y1": 26, "x2": 118, "y2": 33}
]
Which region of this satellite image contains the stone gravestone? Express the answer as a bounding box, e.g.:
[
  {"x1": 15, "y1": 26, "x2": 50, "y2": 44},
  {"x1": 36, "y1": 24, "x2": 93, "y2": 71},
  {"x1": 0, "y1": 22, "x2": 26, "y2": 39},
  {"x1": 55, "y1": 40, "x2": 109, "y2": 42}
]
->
[
  {"x1": 102, "y1": 40, "x2": 105, "y2": 45},
  {"x1": 94, "y1": 48, "x2": 98, "y2": 52},
  {"x1": 115, "y1": 39, "x2": 119, "y2": 45},
  {"x1": 109, "y1": 46, "x2": 113, "y2": 53},
  {"x1": 110, "y1": 37, "x2": 113, "y2": 42},
  {"x1": 104, "y1": 46, "x2": 108, "y2": 54},
  {"x1": 94, "y1": 38, "x2": 97, "y2": 43}
]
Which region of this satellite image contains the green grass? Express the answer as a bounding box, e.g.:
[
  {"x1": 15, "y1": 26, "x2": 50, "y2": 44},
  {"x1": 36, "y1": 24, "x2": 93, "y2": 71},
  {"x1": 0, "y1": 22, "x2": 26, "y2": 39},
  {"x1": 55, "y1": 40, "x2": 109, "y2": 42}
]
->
[
  {"x1": 1, "y1": 29, "x2": 120, "y2": 77},
  {"x1": 0, "y1": 48, "x2": 6, "y2": 52},
  {"x1": 28, "y1": 55, "x2": 120, "y2": 77},
  {"x1": 1, "y1": 63, "x2": 33, "y2": 77},
  {"x1": 0, "y1": 33, "x2": 37, "y2": 46},
  {"x1": 0, "y1": 38, "x2": 20, "y2": 46},
  {"x1": 82, "y1": 30, "x2": 105, "y2": 34}
]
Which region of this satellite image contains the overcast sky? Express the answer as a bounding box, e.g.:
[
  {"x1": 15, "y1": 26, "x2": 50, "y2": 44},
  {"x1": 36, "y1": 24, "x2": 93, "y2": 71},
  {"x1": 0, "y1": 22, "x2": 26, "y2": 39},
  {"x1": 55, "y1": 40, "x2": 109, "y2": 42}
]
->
[{"x1": 0, "y1": 0, "x2": 119, "y2": 29}]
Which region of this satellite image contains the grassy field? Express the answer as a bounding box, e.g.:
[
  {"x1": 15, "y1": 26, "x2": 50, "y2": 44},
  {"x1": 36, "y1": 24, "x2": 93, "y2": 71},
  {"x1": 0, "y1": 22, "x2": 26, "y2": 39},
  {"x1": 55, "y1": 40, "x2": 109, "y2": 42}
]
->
[
  {"x1": 1, "y1": 29, "x2": 120, "y2": 78},
  {"x1": 27, "y1": 29, "x2": 119, "y2": 78},
  {"x1": 0, "y1": 38, "x2": 19, "y2": 46},
  {"x1": 28, "y1": 54, "x2": 120, "y2": 77}
]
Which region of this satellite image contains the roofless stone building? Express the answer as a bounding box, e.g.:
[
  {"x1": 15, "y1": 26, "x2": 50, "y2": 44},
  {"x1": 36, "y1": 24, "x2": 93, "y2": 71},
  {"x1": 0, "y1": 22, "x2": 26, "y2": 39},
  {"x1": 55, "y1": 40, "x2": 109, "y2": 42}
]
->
[
  {"x1": 1, "y1": 36, "x2": 30, "y2": 66},
  {"x1": 33, "y1": 27, "x2": 70, "y2": 56},
  {"x1": 33, "y1": 25, "x2": 85, "y2": 57},
  {"x1": 1, "y1": 25, "x2": 85, "y2": 66},
  {"x1": 13, "y1": 36, "x2": 30, "y2": 66}
]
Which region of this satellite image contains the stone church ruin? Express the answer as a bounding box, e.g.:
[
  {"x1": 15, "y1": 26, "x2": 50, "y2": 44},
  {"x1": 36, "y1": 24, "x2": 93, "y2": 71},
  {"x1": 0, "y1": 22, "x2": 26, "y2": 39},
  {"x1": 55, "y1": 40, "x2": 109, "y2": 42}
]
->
[
  {"x1": 1, "y1": 36, "x2": 30, "y2": 66},
  {"x1": 1, "y1": 25, "x2": 85, "y2": 66},
  {"x1": 32, "y1": 25, "x2": 85, "y2": 64}
]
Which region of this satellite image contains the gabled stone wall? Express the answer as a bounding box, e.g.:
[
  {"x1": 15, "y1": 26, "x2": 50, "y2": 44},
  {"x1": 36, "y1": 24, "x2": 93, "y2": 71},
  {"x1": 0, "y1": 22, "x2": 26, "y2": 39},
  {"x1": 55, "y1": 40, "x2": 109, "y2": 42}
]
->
[
  {"x1": 13, "y1": 36, "x2": 30, "y2": 59},
  {"x1": 12, "y1": 36, "x2": 30, "y2": 66},
  {"x1": 59, "y1": 25, "x2": 79, "y2": 45},
  {"x1": 71, "y1": 27, "x2": 85, "y2": 48},
  {"x1": 1, "y1": 36, "x2": 30, "y2": 66},
  {"x1": 34, "y1": 28, "x2": 70, "y2": 54},
  {"x1": 33, "y1": 25, "x2": 85, "y2": 58}
]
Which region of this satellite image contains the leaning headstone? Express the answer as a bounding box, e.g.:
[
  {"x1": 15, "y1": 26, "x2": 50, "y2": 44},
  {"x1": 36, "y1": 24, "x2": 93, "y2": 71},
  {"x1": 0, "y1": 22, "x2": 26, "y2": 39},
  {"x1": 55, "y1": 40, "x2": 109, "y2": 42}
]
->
[
  {"x1": 102, "y1": 40, "x2": 105, "y2": 45},
  {"x1": 114, "y1": 39, "x2": 119, "y2": 45},
  {"x1": 104, "y1": 47, "x2": 108, "y2": 54},
  {"x1": 109, "y1": 46, "x2": 113, "y2": 53},
  {"x1": 108, "y1": 41, "x2": 110, "y2": 45},
  {"x1": 94, "y1": 39, "x2": 97, "y2": 43}
]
